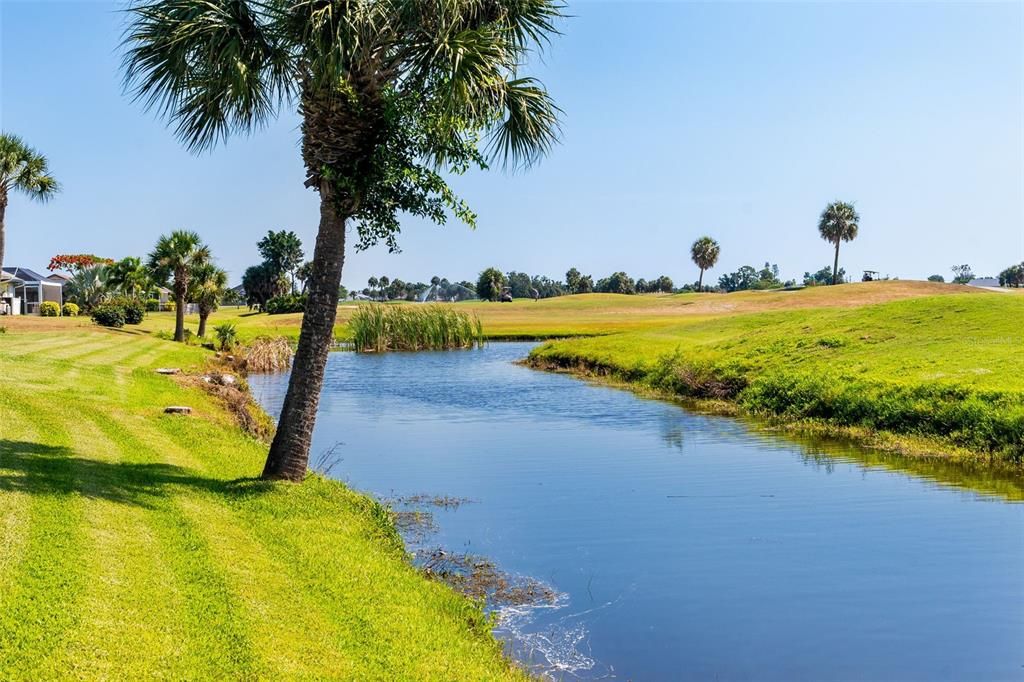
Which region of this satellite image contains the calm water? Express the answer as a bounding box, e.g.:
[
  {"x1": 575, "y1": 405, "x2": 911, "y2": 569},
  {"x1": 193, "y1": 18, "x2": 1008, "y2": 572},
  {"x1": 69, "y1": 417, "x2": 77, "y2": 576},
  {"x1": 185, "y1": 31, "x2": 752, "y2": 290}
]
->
[{"x1": 250, "y1": 343, "x2": 1024, "y2": 681}]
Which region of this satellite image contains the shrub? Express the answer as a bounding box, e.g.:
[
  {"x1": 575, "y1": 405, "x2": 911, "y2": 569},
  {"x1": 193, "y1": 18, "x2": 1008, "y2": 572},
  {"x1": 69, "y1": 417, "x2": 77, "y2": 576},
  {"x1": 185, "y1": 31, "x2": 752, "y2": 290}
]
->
[
  {"x1": 145, "y1": 298, "x2": 160, "y2": 312},
  {"x1": 166, "y1": 301, "x2": 176, "y2": 312},
  {"x1": 61, "y1": 302, "x2": 80, "y2": 317},
  {"x1": 214, "y1": 323, "x2": 238, "y2": 351},
  {"x1": 265, "y1": 294, "x2": 306, "y2": 315},
  {"x1": 91, "y1": 304, "x2": 126, "y2": 328},
  {"x1": 108, "y1": 297, "x2": 145, "y2": 324},
  {"x1": 39, "y1": 301, "x2": 60, "y2": 317}
]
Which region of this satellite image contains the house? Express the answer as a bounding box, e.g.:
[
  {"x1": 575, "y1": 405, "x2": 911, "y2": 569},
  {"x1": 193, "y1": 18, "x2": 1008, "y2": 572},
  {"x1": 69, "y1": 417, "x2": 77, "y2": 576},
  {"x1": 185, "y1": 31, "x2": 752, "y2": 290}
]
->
[
  {"x1": 1, "y1": 270, "x2": 21, "y2": 315},
  {"x1": 155, "y1": 286, "x2": 172, "y2": 310},
  {"x1": 1, "y1": 267, "x2": 63, "y2": 315}
]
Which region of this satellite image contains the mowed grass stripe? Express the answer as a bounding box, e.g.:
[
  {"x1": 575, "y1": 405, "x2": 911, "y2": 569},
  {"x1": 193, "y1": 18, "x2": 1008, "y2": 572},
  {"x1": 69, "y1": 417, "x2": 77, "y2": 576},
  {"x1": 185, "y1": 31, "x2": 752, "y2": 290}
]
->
[
  {"x1": 0, "y1": 400, "x2": 87, "y2": 677},
  {"x1": 0, "y1": 399, "x2": 40, "y2": 594},
  {"x1": 54, "y1": 415, "x2": 186, "y2": 679},
  {"x1": 85, "y1": 410, "x2": 265, "y2": 678}
]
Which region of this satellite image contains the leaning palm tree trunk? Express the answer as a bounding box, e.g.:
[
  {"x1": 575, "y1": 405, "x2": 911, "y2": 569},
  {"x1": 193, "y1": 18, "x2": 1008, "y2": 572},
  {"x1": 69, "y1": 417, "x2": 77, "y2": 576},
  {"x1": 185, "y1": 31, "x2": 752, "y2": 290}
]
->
[
  {"x1": 174, "y1": 288, "x2": 186, "y2": 341},
  {"x1": 698, "y1": 268, "x2": 704, "y2": 290},
  {"x1": 262, "y1": 183, "x2": 347, "y2": 480}
]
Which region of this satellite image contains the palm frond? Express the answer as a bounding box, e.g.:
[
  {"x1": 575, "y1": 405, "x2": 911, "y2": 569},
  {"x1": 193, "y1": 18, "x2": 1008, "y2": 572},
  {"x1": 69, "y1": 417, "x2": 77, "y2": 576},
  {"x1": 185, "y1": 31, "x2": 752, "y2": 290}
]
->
[
  {"x1": 122, "y1": 0, "x2": 292, "y2": 152},
  {"x1": 487, "y1": 76, "x2": 560, "y2": 169}
]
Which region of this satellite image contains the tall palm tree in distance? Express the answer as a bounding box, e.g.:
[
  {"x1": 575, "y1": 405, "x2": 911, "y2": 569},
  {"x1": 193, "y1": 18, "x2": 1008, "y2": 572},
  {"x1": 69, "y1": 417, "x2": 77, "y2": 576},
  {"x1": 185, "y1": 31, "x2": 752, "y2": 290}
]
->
[
  {"x1": 818, "y1": 201, "x2": 860, "y2": 285},
  {"x1": 690, "y1": 236, "x2": 720, "y2": 290},
  {"x1": 124, "y1": 0, "x2": 563, "y2": 480},
  {"x1": 0, "y1": 133, "x2": 59, "y2": 272},
  {"x1": 147, "y1": 230, "x2": 210, "y2": 342},
  {"x1": 189, "y1": 263, "x2": 229, "y2": 338}
]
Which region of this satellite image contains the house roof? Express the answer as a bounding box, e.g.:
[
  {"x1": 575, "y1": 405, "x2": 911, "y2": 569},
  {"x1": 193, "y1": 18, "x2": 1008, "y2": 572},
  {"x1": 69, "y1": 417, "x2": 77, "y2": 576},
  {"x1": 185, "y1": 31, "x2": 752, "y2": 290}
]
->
[
  {"x1": 46, "y1": 272, "x2": 72, "y2": 282},
  {"x1": 2, "y1": 267, "x2": 56, "y2": 284}
]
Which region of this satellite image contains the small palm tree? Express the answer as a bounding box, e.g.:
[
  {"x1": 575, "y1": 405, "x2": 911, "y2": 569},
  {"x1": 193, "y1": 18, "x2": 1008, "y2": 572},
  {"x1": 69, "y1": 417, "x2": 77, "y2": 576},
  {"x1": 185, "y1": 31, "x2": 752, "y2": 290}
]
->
[
  {"x1": 147, "y1": 231, "x2": 210, "y2": 342},
  {"x1": 818, "y1": 201, "x2": 860, "y2": 285},
  {"x1": 108, "y1": 256, "x2": 151, "y2": 299},
  {"x1": 189, "y1": 263, "x2": 229, "y2": 338},
  {"x1": 690, "y1": 236, "x2": 720, "y2": 290},
  {"x1": 0, "y1": 134, "x2": 59, "y2": 271},
  {"x1": 124, "y1": 0, "x2": 562, "y2": 481}
]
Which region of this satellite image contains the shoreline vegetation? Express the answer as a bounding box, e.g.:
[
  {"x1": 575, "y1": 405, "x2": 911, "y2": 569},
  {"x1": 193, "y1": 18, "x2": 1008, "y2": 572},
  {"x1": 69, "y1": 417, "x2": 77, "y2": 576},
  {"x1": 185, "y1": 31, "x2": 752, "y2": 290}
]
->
[{"x1": 526, "y1": 291, "x2": 1024, "y2": 468}]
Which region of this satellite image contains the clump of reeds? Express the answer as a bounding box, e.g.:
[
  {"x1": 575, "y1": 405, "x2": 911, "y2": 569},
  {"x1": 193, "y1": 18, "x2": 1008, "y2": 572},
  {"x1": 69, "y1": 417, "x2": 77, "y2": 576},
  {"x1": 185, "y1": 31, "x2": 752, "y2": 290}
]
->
[
  {"x1": 349, "y1": 304, "x2": 484, "y2": 352},
  {"x1": 244, "y1": 336, "x2": 294, "y2": 372}
]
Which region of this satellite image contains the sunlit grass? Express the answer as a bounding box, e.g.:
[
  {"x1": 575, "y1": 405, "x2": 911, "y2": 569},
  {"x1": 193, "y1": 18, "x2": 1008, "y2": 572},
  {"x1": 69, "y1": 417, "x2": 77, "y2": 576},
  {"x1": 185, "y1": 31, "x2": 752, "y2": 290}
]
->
[{"x1": 0, "y1": 328, "x2": 526, "y2": 679}]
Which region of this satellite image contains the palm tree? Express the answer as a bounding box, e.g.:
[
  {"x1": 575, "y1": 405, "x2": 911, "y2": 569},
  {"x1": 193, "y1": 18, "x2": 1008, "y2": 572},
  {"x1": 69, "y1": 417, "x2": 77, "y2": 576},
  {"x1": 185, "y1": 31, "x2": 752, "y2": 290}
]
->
[
  {"x1": 379, "y1": 275, "x2": 390, "y2": 300},
  {"x1": 107, "y1": 256, "x2": 151, "y2": 299},
  {"x1": 367, "y1": 276, "x2": 379, "y2": 300},
  {"x1": 64, "y1": 264, "x2": 110, "y2": 312},
  {"x1": 124, "y1": 0, "x2": 562, "y2": 481},
  {"x1": 189, "y1": 263, "x2": 229, "y2": 338},
  {"x1": 147, "y1": 231, "x2": 210, "y2": 342},
  {"x1": 0, "y1": 134, "x2": 59, "y2": 271},
  {"x1": 690, "y1": 236, "x2": 720, "y2": 290},
  {"x1": 818, "y1": 201, "x2": 860, "y2": 285}
]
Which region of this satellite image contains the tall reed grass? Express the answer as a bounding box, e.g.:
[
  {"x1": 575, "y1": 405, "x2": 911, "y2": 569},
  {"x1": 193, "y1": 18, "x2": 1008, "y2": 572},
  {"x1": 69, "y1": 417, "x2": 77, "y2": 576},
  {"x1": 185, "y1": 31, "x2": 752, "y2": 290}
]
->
[
  {"x1": 349, "y1": 304, "x2": 484, "y2": 352},
  {"x1": 244, "y1": 336, "x2": 294, "y2": 372}
]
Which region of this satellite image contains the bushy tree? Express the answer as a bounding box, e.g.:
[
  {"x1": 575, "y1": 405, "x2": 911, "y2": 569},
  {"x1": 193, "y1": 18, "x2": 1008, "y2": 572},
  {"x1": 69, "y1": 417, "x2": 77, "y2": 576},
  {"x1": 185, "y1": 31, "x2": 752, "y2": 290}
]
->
[
  {"x1": 718, "y1": 265, "x2": 759, "y2": 293},
  {"x1": 257, "y1": 229, "x2": 304, "y2": 293},
  {"x1": 817, "y1": 201, "x2": 860, "y2": 285},
  {"x1": 951, "y1": 264, "x2": 974, "y2": 285},
  {"x1": 476, "y1": 267, "x2": 507, "y2": 302},
  {"x1": 690, "y1": 236, "x2": 720, "y2": 290},
  {"x1": 243, "y1": 262, "x2": 287, "y2": 310},
  {"x1": 998, "y1": 262, "x2": 1024, "y2": 287},
  {"x1": 506, "y1": 271, "x2": 532, "y2": 298},
  {"x1": 804, "y1": 266, "x2": 846, "y2": 286},
  {"x1": 927, "y1": 274, "x2": 945, "y2": 283},
  {"x1": 595, "y1": 271, "x2": 635, "y2": 294},
  {"x1": 123, "y1": 0, "x2": 562, "y2": 481},
  {"x1": 64, "y1": 264, "x2": 110, "y2": 312},
  {"x1": 0, "y1": 134, "x2": 59, "y2": 272}
]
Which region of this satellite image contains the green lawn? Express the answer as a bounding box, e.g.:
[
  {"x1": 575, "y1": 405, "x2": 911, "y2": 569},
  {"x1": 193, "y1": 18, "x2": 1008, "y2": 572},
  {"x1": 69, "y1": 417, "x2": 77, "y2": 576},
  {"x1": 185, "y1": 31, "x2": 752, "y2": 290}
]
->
[
  {"x1": 530, "y1": 292, "x2": 1024, "y2": 463},
  {"x1": 0, "y1": 329, "x2": 525, "y2": 680}
]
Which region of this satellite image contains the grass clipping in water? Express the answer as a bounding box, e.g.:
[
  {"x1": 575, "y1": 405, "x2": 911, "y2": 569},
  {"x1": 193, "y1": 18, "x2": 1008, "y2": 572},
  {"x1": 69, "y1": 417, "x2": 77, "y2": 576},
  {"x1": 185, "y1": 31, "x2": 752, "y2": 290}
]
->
[{"x1": 350, "y1": 304, "x2": 484, "y2": 352}]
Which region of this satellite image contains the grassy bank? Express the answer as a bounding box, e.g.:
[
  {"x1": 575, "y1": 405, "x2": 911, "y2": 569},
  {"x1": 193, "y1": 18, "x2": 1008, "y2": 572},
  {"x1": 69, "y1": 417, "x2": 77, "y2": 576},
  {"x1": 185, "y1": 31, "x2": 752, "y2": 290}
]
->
[
  {"x1": 0, "y1": 328, "x2": 525, "y2": 679},
  {"x1": 529, "y1": 292, "x2": 1024, "y2": 464}
]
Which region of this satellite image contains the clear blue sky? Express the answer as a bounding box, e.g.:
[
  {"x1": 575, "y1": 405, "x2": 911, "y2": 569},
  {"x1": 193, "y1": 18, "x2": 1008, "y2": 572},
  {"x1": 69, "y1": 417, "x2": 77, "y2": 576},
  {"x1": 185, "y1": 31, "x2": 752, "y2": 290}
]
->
[{"x1": 2, "y1": 1, "x2": 1021, "y2": 288}]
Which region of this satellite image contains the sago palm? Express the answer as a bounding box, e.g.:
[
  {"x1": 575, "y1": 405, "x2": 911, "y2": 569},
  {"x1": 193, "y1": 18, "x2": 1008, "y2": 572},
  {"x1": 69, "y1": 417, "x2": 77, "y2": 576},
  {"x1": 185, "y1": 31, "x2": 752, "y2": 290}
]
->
[
  {"x1": 690, "y1": 236, "x2": 720, "y2": 290},
  {"x1": 0, "y1": 133, "x2": 59, "y2": 271},
  {"x1": 818, "y1": 201, "x2": 860, "y2": 285},
  {"x1": 123, "y1": 0, "x2": 564, "y2": 480},
  {"x1": 189, "y1": 263, "x2": 229, "y2": 338},
  {"x1": 147, "y1": 230, "x2": 210, "y2": 342}
]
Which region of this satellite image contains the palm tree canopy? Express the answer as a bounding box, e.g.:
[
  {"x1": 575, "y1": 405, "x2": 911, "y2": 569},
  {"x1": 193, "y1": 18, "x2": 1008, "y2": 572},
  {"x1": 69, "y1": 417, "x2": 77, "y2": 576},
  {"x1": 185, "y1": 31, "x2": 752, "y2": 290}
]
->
[
  {"x1": 690, "y1": 236, "x2": 720, "y2": 271},
  {"x1": 0, "y1": 133, "x2": 60, "y2": 200},
  {"x1": 818, "y1": 201, "x2": 860, "y2": 244},
  {"x1": 108, "y1": 256, "x2": 152, "y2": 297},
  {"x1": 123, "y1": 0, "x2": 563, "y2": 251},
  {"x1": 147, "y1": 230, "x2": 211, "y2": 288},
  {"x1": 189, "y1": 263, "x2": 229, "y2": 310}
]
